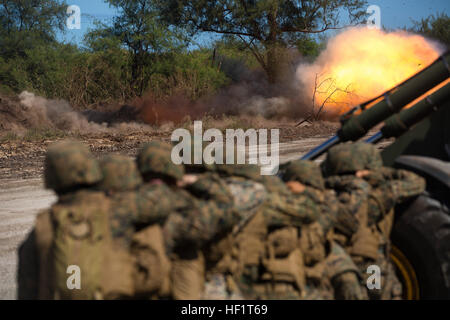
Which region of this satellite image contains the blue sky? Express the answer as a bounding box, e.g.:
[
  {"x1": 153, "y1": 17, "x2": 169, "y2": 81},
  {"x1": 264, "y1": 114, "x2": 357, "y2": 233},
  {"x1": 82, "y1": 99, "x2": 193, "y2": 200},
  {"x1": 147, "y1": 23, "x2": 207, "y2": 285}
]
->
[{"x1": 59, "y1": 0, "x2": 450, "y2": 46}]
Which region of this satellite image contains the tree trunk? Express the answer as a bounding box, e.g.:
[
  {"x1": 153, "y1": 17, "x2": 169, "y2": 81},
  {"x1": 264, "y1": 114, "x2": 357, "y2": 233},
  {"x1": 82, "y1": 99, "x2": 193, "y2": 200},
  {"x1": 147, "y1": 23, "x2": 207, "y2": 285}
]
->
[
  {"x1": 131, "y1": 52, "x2": 145, "y2": 96},
  {"x1": 265, "y1": 44, "x2": 282, "y2": 84}
]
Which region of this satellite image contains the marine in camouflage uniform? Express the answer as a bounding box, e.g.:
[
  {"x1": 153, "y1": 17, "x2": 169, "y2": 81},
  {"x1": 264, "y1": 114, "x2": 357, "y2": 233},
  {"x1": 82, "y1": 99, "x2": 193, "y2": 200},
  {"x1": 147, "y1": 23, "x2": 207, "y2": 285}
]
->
[
  {"x1": 281, "y1": 160, "x2": 364, "y2": 300},
  {"x1": 322, "y1": 142, "x2": 426, "y2": 300},
  {"x1": 136, "y1": 141, "x2": 240, "y2": 251},
  {"x1": 18, "y1": 141, "x2": 103, "y2": 299},
  {"x1": 184, "y1": 163, "x2": 267, "y2": 300},
  {"x1": 150, "y1": 143, "x2": 266, "y2": 299},
  {"x1": 196, "y1": 163, "x2": 327, "y2": 300},
  {"x1": 17, "y1": 141, "x2": 104, "y2": 299},
  {"x1": 97, "y1": 155, "x2": 143, "y2": 247},
  {"x1": 135, "y1": 141, "x2": 242, "y2": 300},
  {"x1": 99, "y1": 153, "x2": 187, "y2": 299}
]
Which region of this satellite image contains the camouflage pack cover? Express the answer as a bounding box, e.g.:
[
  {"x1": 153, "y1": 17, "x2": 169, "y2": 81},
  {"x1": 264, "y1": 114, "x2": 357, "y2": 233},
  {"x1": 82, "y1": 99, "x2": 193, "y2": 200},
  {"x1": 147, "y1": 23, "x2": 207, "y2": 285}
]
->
[
  {"x1": 98, "y1": 155, "x2": 142, "y2": 192},
  {"x1": 322, "y1": 142, "x2": 383, "y2": 176},
  {"x1": 137, "y1": 141, "x2": 184, "y2": 180},
  {"x1": 45, "y1": 140, "x2": 102, "y2": 192},
  {"x1": 282, "y1": 160, "x2": 325, "y2": 190}
]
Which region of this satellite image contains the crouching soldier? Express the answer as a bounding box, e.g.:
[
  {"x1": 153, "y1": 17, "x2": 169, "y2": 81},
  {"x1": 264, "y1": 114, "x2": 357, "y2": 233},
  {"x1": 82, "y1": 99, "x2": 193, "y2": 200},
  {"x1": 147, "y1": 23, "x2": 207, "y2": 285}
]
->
[
  {"x1": 198, "y1": 164, "x2": 322, "y2": 300},
  {"x1": 281, "y1": 159, "x2": 364, "y2": 300},
  {"x1": 99, "y1": 153, "x2": 186, "y2": 300},
  {"x1": 322, "y1": 142, "x2": 425, "y2": 300},
  {"x1": 18, "y1": 141, "x2": 135, "y2": 299},
  {"x1": 134, "y1": 141, "x2": 243, "y2": 300},
  {"x1": 18, "y1": 141, "x2": 104, "y2": 299}
]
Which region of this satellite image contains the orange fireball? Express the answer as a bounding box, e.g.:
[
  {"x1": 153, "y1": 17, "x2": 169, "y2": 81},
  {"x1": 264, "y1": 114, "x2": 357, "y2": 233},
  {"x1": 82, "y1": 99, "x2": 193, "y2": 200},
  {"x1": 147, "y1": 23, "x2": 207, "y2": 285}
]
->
[{"x1": 297, "y1": 27, "x2": 444, "y2": 116}]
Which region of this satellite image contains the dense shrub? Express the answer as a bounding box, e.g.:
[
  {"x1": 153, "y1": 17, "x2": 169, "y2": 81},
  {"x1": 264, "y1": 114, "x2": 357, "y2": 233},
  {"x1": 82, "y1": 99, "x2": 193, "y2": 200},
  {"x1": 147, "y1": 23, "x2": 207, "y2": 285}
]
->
[{"x1": 0, "y1": 44, "x2": 231, "y2": 107}]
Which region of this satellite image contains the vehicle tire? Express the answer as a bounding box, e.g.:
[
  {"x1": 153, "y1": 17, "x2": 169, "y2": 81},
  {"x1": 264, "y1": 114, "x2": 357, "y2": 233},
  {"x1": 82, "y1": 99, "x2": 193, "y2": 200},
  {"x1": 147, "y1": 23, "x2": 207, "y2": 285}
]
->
[{"x1": 391, "y1": 194, "x2": 450, "y2": 299}]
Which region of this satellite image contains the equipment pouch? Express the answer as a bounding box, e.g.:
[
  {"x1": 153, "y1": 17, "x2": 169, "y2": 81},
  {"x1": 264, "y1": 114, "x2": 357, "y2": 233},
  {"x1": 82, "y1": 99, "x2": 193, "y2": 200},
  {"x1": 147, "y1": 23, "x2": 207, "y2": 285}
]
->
[
  {"x1": 299, "y1": 222, "x2": 326, "y2": 266},
  {"x1": 131, "y1": 225, "x2": 171, "y2": 298},
  {"x1": 350, "y1": 226, "x2": 381, "y2": 261},
  {"x1": 171, "y1": 251, "x2": 205, "y2": 300},
  {"x1": 262, "y1": 247, "x2": 306, "y2": 293},
  {"x1": 267, "y1": 227, "x2": 298, "y2": 258}
]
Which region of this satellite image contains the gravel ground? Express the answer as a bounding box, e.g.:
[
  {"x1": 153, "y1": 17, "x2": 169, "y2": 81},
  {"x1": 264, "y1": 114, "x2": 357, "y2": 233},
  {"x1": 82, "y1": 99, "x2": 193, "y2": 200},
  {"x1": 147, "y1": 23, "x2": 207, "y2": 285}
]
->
[{"x1": 0, "y1": 178, "x2": 56, "y2": 299}]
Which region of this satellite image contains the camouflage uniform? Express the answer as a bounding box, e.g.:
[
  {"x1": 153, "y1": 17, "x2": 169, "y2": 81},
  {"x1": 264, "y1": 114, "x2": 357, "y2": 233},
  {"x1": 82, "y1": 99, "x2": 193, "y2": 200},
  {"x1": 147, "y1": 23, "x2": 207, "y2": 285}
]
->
[
  {"x1": 97, "y1": 155, "x2": 142, "y2": 247},
  {"x1": 198, "y1": 164, "x2": 323, "y2": 300},
  {"x1": 137, "y1": 142, "x2": 240, "y2": 251},
  {"x1": 322, "y1": 142, "x2": 426, "y2": 300},
  {"x1": 145, "y1": 143, "x2": 266, "y2": 299},
  {"x1": 99, "y1": 153, "x2": 185, "y2": 299},
  {"x1": 281, "y1": 160, "x2": 364, "y2": 300},
  {"x1": 135, "y1": 142, "x2": 242, "y2": 300},
  {"x1": 357, "y1": 167, "x2": 425, "y2": 300}
]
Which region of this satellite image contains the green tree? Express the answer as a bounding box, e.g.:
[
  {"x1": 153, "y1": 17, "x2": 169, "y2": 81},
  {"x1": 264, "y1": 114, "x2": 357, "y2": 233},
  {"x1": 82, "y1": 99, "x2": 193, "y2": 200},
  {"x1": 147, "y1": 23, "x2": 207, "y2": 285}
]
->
[
  {"x1": 411, "y1": 12, "x2": 450, "y2": 48},
  {"x1": 159, "y1": 0, "x2": 367, "y2": 83},
  {"x1": 0, "y1": 0, "x2": 69, "y2": 95},
  {"x1": 86, "y1": 0, "x2": 186, "y2": 96},
  {"x1": 0, "y1": 0, "x2": 67, "y2": 58}
]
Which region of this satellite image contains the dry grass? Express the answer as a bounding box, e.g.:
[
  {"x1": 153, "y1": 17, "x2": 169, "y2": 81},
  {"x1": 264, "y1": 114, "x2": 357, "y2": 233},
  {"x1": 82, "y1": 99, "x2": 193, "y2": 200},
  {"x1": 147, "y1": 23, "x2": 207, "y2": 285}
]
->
[{"x1": 0, "y1": 128, "x2": 68, "y2": 143}]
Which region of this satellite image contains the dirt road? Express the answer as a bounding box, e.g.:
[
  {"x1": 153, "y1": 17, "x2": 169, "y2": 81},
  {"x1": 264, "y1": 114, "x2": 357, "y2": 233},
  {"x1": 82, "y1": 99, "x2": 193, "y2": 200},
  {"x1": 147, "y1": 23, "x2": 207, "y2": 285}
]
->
[
  {"x1": 0, "y1": 179, "x2": 56, "y2": 299},
  {"x1": 0, "y1": 135, "x2": 391, "y2": 299}
]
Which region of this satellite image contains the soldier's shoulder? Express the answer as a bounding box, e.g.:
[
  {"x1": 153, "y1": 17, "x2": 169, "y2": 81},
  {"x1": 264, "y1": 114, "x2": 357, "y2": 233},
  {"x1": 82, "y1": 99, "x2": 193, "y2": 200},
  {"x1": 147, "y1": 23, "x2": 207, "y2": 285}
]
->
[
  {"x1": 326, "y1": 175, "x2": 371, "y2": 190},
  {"x1": 260, "y1": 175, "x2": 291, "y2": 195},
  {"x1": 304, "y1": 186, "x2": 327, "y2": 202},
  {"x1": 393, "y1": 167, "x2": 424, "y2": 180},
  {"x1": 138, "y1": 182, "x2": 173, "y2": 197},
  {"x1": 190, "y1": 172, "x2": 229, "y2": 193}
]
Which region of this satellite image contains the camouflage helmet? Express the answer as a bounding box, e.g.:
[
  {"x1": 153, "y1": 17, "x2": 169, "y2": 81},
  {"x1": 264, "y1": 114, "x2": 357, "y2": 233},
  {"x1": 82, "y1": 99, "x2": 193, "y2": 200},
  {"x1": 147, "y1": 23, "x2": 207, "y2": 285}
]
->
[
  {"x1": 137, "y1": 141, "x2": 184, "y2": 181},
  {"x1": 322, "y1": 142, "x2": 383, "y2": 176},
  {"x1": 98, "y1": 155, "x2": 142, "y2": 192},
  {"x1": 282, "y1": 160, "x2": 325, "y2": 190},
  {"x1": 44, "y1": 140, "x2": 102, "y2": 192}
]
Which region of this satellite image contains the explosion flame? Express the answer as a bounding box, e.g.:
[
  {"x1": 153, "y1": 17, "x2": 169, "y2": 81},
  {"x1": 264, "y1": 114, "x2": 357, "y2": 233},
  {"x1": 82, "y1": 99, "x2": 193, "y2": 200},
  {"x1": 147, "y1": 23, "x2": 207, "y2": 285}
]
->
[{"x1": 297, "y1": 27, "x2": 444, "y2": 116}]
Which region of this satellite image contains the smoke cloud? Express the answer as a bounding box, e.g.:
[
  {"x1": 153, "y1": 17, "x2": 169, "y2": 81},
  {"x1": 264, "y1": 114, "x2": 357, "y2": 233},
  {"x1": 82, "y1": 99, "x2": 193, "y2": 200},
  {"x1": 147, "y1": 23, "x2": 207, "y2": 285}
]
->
[
  {"x1": 18, "y1": 91, "x2": 108, "y2": 133},
  {"x1": 0, "y1": 91, "x2": 154, "y2": 134}
]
